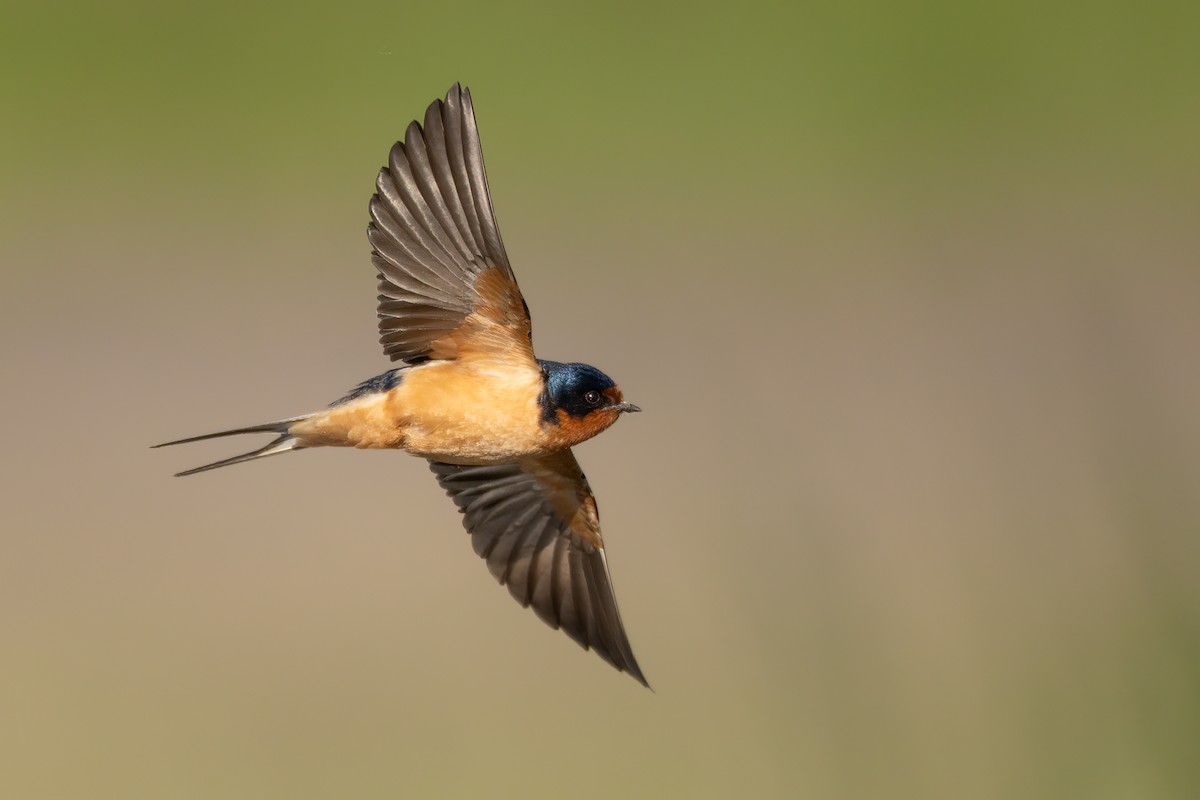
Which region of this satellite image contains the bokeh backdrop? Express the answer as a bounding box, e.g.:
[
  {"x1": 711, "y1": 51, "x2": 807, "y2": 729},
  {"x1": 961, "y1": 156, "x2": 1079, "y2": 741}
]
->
[{"x1": 2, "y1": 1, "x2": 1198, "y2": 797}]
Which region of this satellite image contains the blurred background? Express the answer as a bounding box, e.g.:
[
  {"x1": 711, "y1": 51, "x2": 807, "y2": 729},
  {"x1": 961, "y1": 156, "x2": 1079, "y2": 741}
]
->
[{"x1": 2, "y1": 1, "x2": 1198, "y2": 797}]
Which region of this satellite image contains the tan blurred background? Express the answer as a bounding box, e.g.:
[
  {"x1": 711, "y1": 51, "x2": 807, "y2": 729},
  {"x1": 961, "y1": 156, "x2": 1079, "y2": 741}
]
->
[{"x1": 2, "y1": 1, "x2": 1198, "y2": 797}]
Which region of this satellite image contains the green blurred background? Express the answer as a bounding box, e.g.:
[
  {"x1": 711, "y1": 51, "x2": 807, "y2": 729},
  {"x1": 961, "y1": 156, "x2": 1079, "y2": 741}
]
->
[{"x1": 2, "y1": 1, "x2": 1198, "y2": 797}]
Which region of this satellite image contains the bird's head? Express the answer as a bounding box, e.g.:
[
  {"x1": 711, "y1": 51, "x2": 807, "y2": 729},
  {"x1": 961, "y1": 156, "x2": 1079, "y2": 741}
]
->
[{"x1": 538, "y1": 360, "x2": 640, "y2": 447}]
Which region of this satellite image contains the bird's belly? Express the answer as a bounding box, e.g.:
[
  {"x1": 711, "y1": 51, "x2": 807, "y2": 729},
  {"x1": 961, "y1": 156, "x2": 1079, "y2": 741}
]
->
[{"x1": 400, "y1": 418, "x2": 545, "y2": 465}]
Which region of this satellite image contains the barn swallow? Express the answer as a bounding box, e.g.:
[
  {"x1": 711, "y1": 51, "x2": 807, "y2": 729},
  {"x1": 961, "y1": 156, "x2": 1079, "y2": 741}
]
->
[{"x1": 155, "y1": 84, "x2": 648, "y2": 686}]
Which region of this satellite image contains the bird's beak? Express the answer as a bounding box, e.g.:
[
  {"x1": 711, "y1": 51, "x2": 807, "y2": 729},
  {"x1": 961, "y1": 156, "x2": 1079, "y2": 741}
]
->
[{"x1": 610, "y1": 402, "x2": 642, "y2": 413}]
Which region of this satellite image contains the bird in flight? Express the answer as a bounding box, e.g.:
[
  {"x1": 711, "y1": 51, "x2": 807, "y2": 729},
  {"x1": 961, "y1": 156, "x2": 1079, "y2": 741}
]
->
[{"x1": 156, "y1": 83, "x2": 648, "y2": 686}]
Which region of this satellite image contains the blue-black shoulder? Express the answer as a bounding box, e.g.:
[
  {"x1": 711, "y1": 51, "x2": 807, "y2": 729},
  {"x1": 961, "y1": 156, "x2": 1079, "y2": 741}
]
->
[{"x1": 333, "y1": 367, "x2": 407, "y2": 405}]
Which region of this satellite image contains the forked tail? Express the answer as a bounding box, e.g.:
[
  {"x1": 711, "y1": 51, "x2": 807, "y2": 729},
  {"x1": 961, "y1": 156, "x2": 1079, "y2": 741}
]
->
[{"x1": 153, "y1": 415, "x2": 312, "y2": 477}]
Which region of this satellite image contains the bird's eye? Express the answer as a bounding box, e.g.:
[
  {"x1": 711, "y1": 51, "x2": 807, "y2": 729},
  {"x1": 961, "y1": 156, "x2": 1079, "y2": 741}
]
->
[{"x1": 584, "y1": 390, "x2": 602, "y2": 406}]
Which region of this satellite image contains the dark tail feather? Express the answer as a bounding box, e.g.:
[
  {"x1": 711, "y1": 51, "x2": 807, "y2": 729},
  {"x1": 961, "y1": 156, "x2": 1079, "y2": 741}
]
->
[
  {"x1": 153, "y1": 416, "x2": 310, "y2": 477},
  {"x1": 153, "y1": 416, "x2": 310, "y2": 448}
]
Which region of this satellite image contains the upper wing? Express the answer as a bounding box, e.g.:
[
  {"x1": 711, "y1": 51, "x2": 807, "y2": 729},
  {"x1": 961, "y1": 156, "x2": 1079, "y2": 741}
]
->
[
  {"x1": 369, "y1": 83, "x2": 534, "y2": 365},
  {"x1": 430, "y1": 451, "x2": 648, "y2": 686}
]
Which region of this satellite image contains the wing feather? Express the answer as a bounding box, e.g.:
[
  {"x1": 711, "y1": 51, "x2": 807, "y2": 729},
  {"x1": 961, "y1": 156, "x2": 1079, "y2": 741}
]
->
[
  {"x1": 461, "y1": 89, "x2": 508, "y2": 261},
  {"x1": 425, "y1": 97, "x2": 482, "y2": 254},
  {"x1": 372, "y1": 170, "x2": 463, "y2": 295},
  {"x1": 386, "y1": 143, "x2": 469, "y2": 277},
  {"x1": 369, "y1": 84, "x2": 531, "y2": 364},
  {"x1": 429, "y1": 452, "x2": 648, "y2": 686}
]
